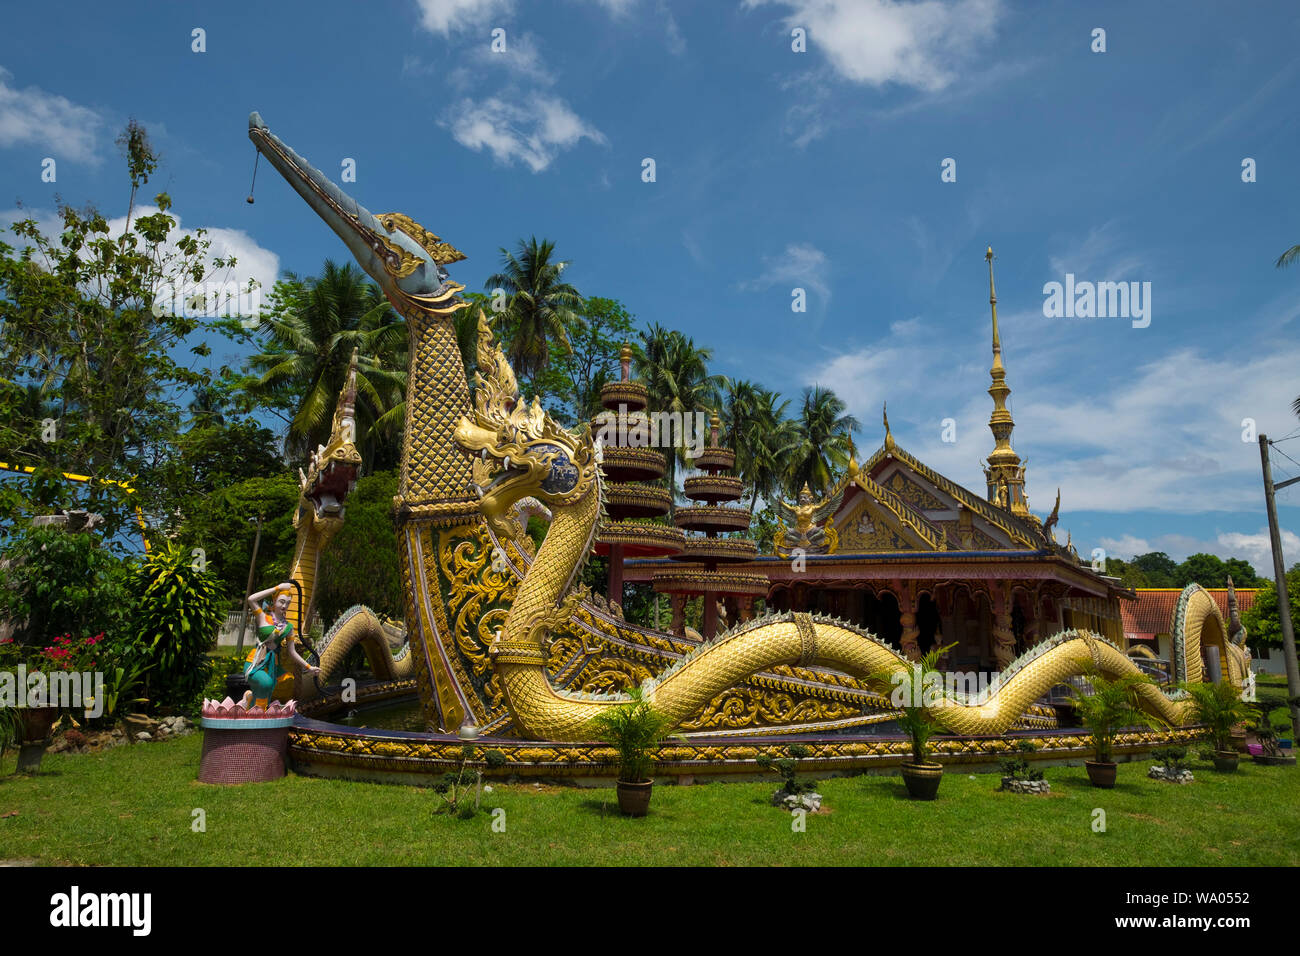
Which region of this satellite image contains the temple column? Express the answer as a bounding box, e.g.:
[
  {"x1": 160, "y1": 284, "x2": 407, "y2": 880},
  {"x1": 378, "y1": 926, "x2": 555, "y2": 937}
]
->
[
  {"x1": 934, "y1": 588, "x2": 954, "y2": 667},
  {"x1": 897, "y1": 580, "x2": 920, "y2": 661},
  {"x1": 606, "y1": 543, "x2": 624, "y2": 605},
  {"x1": 991, "y1": 583, "x2": 1016, "y2": 670},
  {"x1": 670, "y1": 593, "x2": 686, "y2": 637},
  {"x1": 703, "y1": 592, "x2": 719, "y2": 639}
]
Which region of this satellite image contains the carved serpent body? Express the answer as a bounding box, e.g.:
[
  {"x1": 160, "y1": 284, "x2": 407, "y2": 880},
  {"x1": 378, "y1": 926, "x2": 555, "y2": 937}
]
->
[{"x1": 454, "y1": 317, "x2": 1210, "y2": 741}]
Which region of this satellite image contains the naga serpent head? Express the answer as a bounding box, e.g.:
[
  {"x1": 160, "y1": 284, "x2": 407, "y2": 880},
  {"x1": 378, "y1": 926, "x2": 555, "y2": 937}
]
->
[
  {"x1": 454, "y1": 311, "x2": 598, "y2": 535},
  {"x1": 295, "y1": 349, "x2": 363, "y2": 538},
  {"x1": 249, "y1": 112, "x2": 467, "y2": 311}
]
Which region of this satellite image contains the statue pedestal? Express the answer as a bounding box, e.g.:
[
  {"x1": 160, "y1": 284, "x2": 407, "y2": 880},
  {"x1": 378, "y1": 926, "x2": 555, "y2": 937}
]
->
[{"x1": 197, "y1": 698, "x2": 297, "y2": 784}]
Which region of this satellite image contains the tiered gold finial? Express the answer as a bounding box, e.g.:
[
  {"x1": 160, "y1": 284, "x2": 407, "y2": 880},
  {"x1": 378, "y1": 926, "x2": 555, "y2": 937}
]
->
[{"x1": 983, "y1": 247, "x2": 1028, "y2": 517}]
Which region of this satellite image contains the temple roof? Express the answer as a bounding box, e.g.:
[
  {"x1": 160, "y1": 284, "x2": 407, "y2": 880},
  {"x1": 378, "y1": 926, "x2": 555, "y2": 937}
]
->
[
  {"x1": 1121, "y1": 588, "x2": 1259, "y2": 639},
  {"x1": 833, "y1": 439, "x2": 1062, "y2": 556}
]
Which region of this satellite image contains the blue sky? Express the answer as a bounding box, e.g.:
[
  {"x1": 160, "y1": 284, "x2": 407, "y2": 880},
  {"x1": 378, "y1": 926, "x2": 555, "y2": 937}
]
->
[{"x1": 2, "y1": 0, "x2": 1300, "y2": 573}]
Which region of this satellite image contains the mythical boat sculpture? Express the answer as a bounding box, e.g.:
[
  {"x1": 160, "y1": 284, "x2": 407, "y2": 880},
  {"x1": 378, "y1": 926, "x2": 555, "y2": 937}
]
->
[{"x1": 248, "y1": 112, "x2": 1241, "y2": 744}]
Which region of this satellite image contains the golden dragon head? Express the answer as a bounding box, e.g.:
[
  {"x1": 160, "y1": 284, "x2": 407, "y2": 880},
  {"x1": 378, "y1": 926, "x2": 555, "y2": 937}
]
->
[
  {"x1": 295, "y1": 349, "x2": 364, "y2": 537},
  {"x1": 453, "y1": 311, "x2": 598, "y2": 536}
]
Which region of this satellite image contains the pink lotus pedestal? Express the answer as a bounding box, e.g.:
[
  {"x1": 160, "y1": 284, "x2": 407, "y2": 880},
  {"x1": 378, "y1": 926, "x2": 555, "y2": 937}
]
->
[{"x1": 198, "y1": 698, "x2": 297, "y2": 785}]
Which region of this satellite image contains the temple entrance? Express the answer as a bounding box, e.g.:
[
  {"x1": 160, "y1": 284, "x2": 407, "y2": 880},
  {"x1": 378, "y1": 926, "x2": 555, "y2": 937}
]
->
[
  {"x1": 917, "y1": 592, "x2": 940, "y2": 654},
  {"x1": 861, "y1": 590, "x2": 902, "y2": 649}
]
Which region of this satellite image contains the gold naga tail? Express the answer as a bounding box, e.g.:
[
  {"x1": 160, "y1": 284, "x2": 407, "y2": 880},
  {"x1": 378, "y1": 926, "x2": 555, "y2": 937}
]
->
[{"x1": 453, "y1": 316, "x2": 1209, "y2": 741}]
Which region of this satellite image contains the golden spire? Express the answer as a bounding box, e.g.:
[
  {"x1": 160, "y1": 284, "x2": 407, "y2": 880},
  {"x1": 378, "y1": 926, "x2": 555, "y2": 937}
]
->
[
  {"x1": 882, "y1": 402, "x2": 896, "y2": 453},
  {"x1": 984, "y1": 247, "x2": 1028, "y2": 517}
]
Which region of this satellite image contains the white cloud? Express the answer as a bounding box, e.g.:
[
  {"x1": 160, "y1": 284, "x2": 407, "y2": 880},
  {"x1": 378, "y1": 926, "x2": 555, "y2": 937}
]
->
[
  {"x1": 413, "y1": 0, "x2": 514, "y2": 36},
  {"x1": 1097, "y1": 535, "x2": 1152, "y2": 561},
  {"x1": 1101, "y1": 529, "x2": 1300, "y2": 578},
  {"x1": 806, "y1": 289, "x2": 1300, "y2": 521},
  {"x1": 744, "y1": 0, "x2": 1002, "y2": 91},
  {"x1": 0, "y1": 67, "x2": 104, "y2": 164},
  {"x1": 442, "y1": 94, "x2": 606, "y2": 172},
  {"x1": 3, "y1": 205, "x2": 280, "y2": 318},
  {"x1": 739, "y1": 242, "x2": 830, "y2": 302},
  {"x1": 1047, "y1": 220, "x2": 1147, "y2": 281}
]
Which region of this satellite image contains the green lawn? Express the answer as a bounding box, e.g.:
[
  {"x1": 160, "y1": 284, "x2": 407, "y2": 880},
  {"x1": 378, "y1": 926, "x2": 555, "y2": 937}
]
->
[{"x1": 1, "y1": 736, "x2": 1296, "y2": 866}]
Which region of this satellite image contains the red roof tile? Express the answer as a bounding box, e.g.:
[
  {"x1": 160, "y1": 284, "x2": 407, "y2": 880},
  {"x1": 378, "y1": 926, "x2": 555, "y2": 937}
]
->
[{"x1": 1120, "y1": 588, "x2": 1258, "y2": 638}]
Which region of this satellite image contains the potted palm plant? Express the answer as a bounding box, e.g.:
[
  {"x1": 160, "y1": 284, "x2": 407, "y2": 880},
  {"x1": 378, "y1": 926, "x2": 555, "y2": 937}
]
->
[
  {"x1": 882, "y1": 644, "x2": 952, "y2": 800},
  {"x1": 1071, "y1": 669, "x2": 1155, "y2": 788},
  {"x1": 1181, "y1": 681, "x2": 1251, "y2": 773},
  {"x1": 588, "y1": 689, "x2": 675, "y2": 817}
]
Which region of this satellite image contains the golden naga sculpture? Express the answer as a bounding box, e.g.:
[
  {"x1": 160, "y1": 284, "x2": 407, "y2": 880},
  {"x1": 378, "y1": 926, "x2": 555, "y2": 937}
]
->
[
  {"x1": 249, "y1": 112, "x2": 1243, "y2": 742},
  {"x1": 453, "y1": 317, "x2": 1222, "y2": 740},
  {"x1": 271, "y1": 348, "x2": 413, "y2": 701}
]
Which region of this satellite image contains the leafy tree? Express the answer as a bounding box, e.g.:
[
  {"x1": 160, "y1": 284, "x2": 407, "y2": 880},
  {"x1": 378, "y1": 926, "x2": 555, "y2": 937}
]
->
[
  {"x1": 174, "y1": 473, "x2": 300, "y2": 603},
  {"x1": 538, "y1": 296, "x2": 636, "y2": 426},
  {"x1": 316, "y1": 470, "x2": 405, "y2": 623},
  {"x1": 1177, "y1": 553, "x2": 1229, "y2": 589},
  {"x1": 1130, "y1": 552, "x2": 1178, "y2": 587},
  {"x1": 485, "y1": 237, "x2": 584, "y2": 383},
  {"x1": 735, "y1": 387, "x2": 798, "y2": 511},
  {"x1": 1241, "y1": 564, "x2": 1300, "y2": 649},
  {"x1": 0, "y1": 524, "x2": 132, "y2": 647},
  {"x1": 0, "y1": 121, "x2": 249, "y2": 539}
]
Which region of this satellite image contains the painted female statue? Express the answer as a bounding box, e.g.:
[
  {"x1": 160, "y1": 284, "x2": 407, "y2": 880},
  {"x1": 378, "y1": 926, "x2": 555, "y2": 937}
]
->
[{"x1": 243, "y1": 583, "x2": 320, "y2": 708}]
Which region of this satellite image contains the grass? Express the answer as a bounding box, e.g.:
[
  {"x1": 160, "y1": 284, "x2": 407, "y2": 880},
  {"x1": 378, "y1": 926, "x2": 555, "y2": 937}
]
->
[{"x1": 1, "y1": 736, "x2": 1298, "y2": 866}]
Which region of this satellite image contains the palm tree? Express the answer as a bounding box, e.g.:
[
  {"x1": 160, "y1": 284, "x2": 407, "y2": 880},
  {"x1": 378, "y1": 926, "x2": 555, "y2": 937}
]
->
[
  {"x1": 721, "y1": 381, "x2": 799, "y2": 511},
  {"x1": 633, "y1": 324, "x2": 723, "y2": 506},
  {"x1": 485, "y1": 237, "x2": 584, "y2": 385},
  {"x1": 245, "y1": 260, "x2": 407, "y2": 468},
  {"x1": 742, "y1": 390, "x2": 799, "y2": 512},
  {"x1": 786, "y1": 385, "x2": 860, "y2": 496}
]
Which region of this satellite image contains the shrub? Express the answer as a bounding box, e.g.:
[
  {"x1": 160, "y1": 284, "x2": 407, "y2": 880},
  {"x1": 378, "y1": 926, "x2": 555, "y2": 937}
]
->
[
  {"x1": 1071, "y1": 668, "x2": 1156, "y2": 763},
  {"x1": 1180, "y1": 681, "x2": 1251, "y2": 753},
  {"x1": 587, "y1": 689, "x2": 675, "y2": 783},
  {"x1": 756, "y1": 743, "x2": 818, "y2": 795},
  {"x1": 0, "y1": 525, "x2": 132, "y2": 646},
  {"x1": 998, "y1": 739, "x2": 1044, "y2": 781},
  {"x1": 124, "y1": 542, "x2": 225, "y2": 713}
]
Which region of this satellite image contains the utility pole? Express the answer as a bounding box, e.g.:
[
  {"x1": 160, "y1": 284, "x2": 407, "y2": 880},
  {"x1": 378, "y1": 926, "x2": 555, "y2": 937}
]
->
[
  {"x1": 235, "y1": 515, "x2": 263, "y2": 658},
  {"x1": 1258, "y1": 435, "x2": 1300, "y2": 742}
]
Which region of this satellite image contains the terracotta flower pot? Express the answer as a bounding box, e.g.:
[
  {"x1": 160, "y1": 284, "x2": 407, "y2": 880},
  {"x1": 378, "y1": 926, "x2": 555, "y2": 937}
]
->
[
  {"x1": 1085, "y1": 759, "x2": 1117, "y2": 788},
  {"x1": 15, "y1": 706, "x2": 60, "y2": 773},
  {"x1": 900, "y1": 762, "x2": 943, "y2": 800},
  {"x1": 615, "y1": 779, "x2": 654, "y2": 817},
  {"x1": 1211, "y1": 750, "x2": 1239, "y2": 773},
  {"x1": 18, "y1": 706, "x2": 59, "y2": 743}
]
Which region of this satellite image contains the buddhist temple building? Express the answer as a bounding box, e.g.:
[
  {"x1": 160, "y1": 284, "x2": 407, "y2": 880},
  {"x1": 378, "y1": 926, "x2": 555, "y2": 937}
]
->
[{"x1": 623, "y1": 247, "x2": 1136, "y2": 671}]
